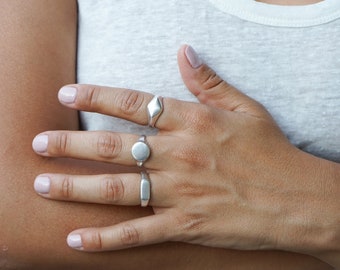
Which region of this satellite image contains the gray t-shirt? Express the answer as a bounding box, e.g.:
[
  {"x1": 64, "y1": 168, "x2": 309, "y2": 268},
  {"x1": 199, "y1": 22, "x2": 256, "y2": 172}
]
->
[{"x1": 77, "y1": 0, "x2": 340, "y2": 162}]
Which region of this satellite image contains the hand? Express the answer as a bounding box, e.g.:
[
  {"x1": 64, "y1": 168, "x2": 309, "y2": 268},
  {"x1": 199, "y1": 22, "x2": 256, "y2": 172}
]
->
[{"x1": 32, "y1": 45, "x2": 339, "y2": 263}]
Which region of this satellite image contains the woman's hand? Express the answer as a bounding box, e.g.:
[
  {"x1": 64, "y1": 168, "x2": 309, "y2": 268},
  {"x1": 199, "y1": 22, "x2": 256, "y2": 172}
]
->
[{"x1": 32, "y1": 45, "x2": 339, "y2": 266}]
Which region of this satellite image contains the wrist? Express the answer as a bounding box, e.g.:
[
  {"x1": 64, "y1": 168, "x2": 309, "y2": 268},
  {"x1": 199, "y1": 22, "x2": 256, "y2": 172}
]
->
[
  {"x1": 278, "y1": 150, "x2": 340, "y2": 267},
  {"x1": 311, "y1": 161, "x2": 340, "y2": 269}
]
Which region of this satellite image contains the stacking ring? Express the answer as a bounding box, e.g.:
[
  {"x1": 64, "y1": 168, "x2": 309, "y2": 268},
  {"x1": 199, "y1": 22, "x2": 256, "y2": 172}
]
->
[
  {"x1": 140, "y1": 172, "x2": 151, "y2": 207},
  {"x1": 131, "y1": 135, "x2": 150, "y2": 167},
  {"x1": 147, "y1": 95, "x2": 164, "y2": 128}
]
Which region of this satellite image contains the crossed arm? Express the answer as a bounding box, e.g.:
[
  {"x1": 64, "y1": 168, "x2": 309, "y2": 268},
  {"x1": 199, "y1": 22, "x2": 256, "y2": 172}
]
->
[{"x1": 0, "y1": 1, "x2": 335, "y2": 269}]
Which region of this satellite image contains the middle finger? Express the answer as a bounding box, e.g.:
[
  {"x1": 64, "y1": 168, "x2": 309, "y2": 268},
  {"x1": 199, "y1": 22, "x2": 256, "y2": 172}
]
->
[{"x1": 32, "y1": 131, "x2": 170, "y2": 169}]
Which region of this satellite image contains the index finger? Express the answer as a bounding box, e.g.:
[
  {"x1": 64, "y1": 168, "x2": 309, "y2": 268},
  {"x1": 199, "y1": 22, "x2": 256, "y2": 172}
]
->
[{"x1": 58, "y1": 84, "x2": 194, "y2": 131}]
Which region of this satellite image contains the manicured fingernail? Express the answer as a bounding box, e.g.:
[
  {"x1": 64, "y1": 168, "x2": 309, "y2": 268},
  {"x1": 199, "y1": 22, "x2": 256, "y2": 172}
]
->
[
  {"x1": 58, "y1": 86, "x2": 77, "y2": 104},
  {"x1": 67, "y1": 234, "x2": 82, "y2": 249},
  {"x1": 32, "y1": 135, "x2": 48, "y2": 153},
  {"x1": 185, "y1": 45, "x2": 203, "y2": 69},
  {"x1": 34, "y1": 176, "x2": 50, "y2": 194}
]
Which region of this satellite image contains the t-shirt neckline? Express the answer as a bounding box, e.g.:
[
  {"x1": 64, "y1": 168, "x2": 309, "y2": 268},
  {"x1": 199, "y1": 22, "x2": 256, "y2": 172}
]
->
[{"x1": 208, "y1": 0, "x2": 340, "y2": 27}]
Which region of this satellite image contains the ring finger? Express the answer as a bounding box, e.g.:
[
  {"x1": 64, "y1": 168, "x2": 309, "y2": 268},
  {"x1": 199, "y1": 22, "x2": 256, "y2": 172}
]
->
[{"x1": 34, "y1": 173, "x2": 171, "y2": 207}]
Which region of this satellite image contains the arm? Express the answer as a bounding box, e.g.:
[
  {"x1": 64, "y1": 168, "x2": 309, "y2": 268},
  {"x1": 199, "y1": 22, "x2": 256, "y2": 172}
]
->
[
  {"x1": 0, "y1": 1, "x2": 155, "y2": 268},
  {"x1": 30, "y1": 44, "x2": 338, "y2": 269},
  {"x1": 0, "y1": 1, "x2": 333, "y2": 269}
]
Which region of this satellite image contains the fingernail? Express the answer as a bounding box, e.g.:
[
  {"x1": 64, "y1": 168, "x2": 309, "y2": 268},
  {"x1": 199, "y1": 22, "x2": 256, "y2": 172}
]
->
[
  {"x1": 34, "y1": 176, "x2": 50, "y2": 194},
  {"x1": 32, "y1": 135, "x2": 48, "y2": 153},
  {"x1": 185, "y1": 45, "x2": 203, "y2": 69},
  {"x1": 67, "y1": 234, "x2": 83, "y2": 249},
  {"x1": 58, "y1": 86, "x2": 77, "y2": 104}
]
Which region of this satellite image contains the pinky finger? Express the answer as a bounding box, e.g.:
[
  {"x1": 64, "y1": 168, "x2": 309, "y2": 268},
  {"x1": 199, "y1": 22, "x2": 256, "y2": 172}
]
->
[{"x1": 67, "y1": 214, "x2": 174, "y2": 251}]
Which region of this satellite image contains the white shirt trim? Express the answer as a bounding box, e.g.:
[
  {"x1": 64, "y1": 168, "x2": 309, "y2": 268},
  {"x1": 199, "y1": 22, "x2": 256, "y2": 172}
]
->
[{"x1": 208, "y1": 0, "x2": 340, "y2": 27}]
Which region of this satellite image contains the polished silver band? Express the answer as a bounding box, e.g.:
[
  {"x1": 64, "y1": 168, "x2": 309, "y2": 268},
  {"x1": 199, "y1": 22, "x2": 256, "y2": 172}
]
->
[
  {"x1": 140, "y1": 172, "x2": 151, "y2": 207},
  {"x1": 131, "y1": 135, "x2": 150, "y2": 167},
  {"x1": 147, "y1": 96, "x2": 164, "y2": 128}
]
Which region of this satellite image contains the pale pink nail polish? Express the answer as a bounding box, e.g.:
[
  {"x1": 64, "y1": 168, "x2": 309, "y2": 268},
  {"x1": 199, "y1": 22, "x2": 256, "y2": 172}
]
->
[
  {"x1": 34, "y1": 176, "x2": 50, "y2": 194},
  {"x1": 185, "y1": 45, "x2": 203, "y2": 69},
  {"x1": 58, "y1": 86, "x2": 77, "y2": 104},
  {"x1": 32, "y1": 135, "x2": 48, "y2": 153},
  {"x1": 67, "y1": 234, "x2": 82, "y2": 249}
]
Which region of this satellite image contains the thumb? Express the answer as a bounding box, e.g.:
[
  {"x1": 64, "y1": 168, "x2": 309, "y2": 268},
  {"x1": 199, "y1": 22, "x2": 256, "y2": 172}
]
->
[{"x1": 177, "y1": 44, "x2": 268, "y2": 117}]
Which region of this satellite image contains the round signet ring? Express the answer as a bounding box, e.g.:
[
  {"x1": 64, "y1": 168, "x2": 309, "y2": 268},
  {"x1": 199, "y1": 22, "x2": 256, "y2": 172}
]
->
[
  {"x1": 147, "y1": 96, "x2": 164, "y2": 128},
  {"x1": 131, "y1": 135, "x2": 150, "y2": 167}
]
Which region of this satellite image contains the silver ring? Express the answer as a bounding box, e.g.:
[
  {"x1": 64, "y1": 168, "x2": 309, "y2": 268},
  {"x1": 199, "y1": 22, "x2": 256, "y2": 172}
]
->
[
  {"x1": 131, "y1": 135, "x2": 150, "y2": 167},
  {"x1": 147, "y1": 96, "x2": 164, "y2": 128},
  {"x1": 140, "y1": 172, "x2": 151, "y2": 207}
]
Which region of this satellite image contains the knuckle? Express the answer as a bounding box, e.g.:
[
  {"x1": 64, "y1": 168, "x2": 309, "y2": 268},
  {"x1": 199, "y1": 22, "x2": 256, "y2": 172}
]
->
[
  {"x1": 86, "y1": 231, "x2": 103, "y2": 250},
  {"x1": 182, "y1": 214, "x2": 205, "y2": 232},
  {"x1": 119, "y1": 224, "x2": 140, "y2": 247},
  {"x1": 100, "y1": 176, "x2": 125, "y2": 203},
  {"x1": 196, "y1": 106, "x2": 215, "y2": 122},
  {"x1": 186, "y1": 106, "x2": 216, "y2": 132},
  {"x1": 51, "y1": 132, "x2": 70, "y2": 155},
  {"x1": 118, "y1": 90, "x2": 144, "y2": 116},
  {"x1": 176, "y1": 182, "x2": 205, "y2": 198},
  {"x1": 200, "y1": 67, "x2": 224, "y2": 91},
  {"x1": 95, "y1": 132, "x2": 122, "y2": 159},
  {"x1": 83, "y1": 86, "x2": 101, "y2": 109},
  {"x1": 171, "y1": 143, "x2": 209, "y2": 169},
  {"x1": 61, "y1": 176, "x2": 73, "y2": 199},
  {"x1": 174, "y1": 212, "x2": 205, "y2": 239}
]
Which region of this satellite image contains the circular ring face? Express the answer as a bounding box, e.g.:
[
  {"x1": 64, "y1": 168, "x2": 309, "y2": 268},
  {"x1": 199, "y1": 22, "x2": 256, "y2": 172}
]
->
[
  {"x1": 147, "y1": 96, "x2": 164, "y2": 128},
  {"x1": 131, "y1": 136, "x2": 150, "y2": 167}
]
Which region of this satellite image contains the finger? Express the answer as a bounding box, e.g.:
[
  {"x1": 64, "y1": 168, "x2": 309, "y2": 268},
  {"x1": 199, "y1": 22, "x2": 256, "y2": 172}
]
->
[
  {"x1": 57, "y1": 84, "x2": 197, "y2": 131},
  {"x1": 33, "y1": 173, "x2": 171, "y2": 207},
  {"x1": 66, "y1": 214, "x2": 175, "y2": 251},
  {"x1": 34, "y1": 173, "x2": 140, "y2": 205},
  {"x1": 177, "y1": 44, "x2": 269, "y2": 117},
  {"x1": 32, "y1": 131, "x2": 172, "y2": 168}
]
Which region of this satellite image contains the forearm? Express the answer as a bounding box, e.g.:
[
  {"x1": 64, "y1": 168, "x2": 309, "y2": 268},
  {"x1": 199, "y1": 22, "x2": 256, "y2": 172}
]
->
[
  {"x1": 0, "y1": 0, "x2": 141, "y2": 267},
  {"x1": 0, "y1": 0, "x2": 150, "y2": 267}
]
